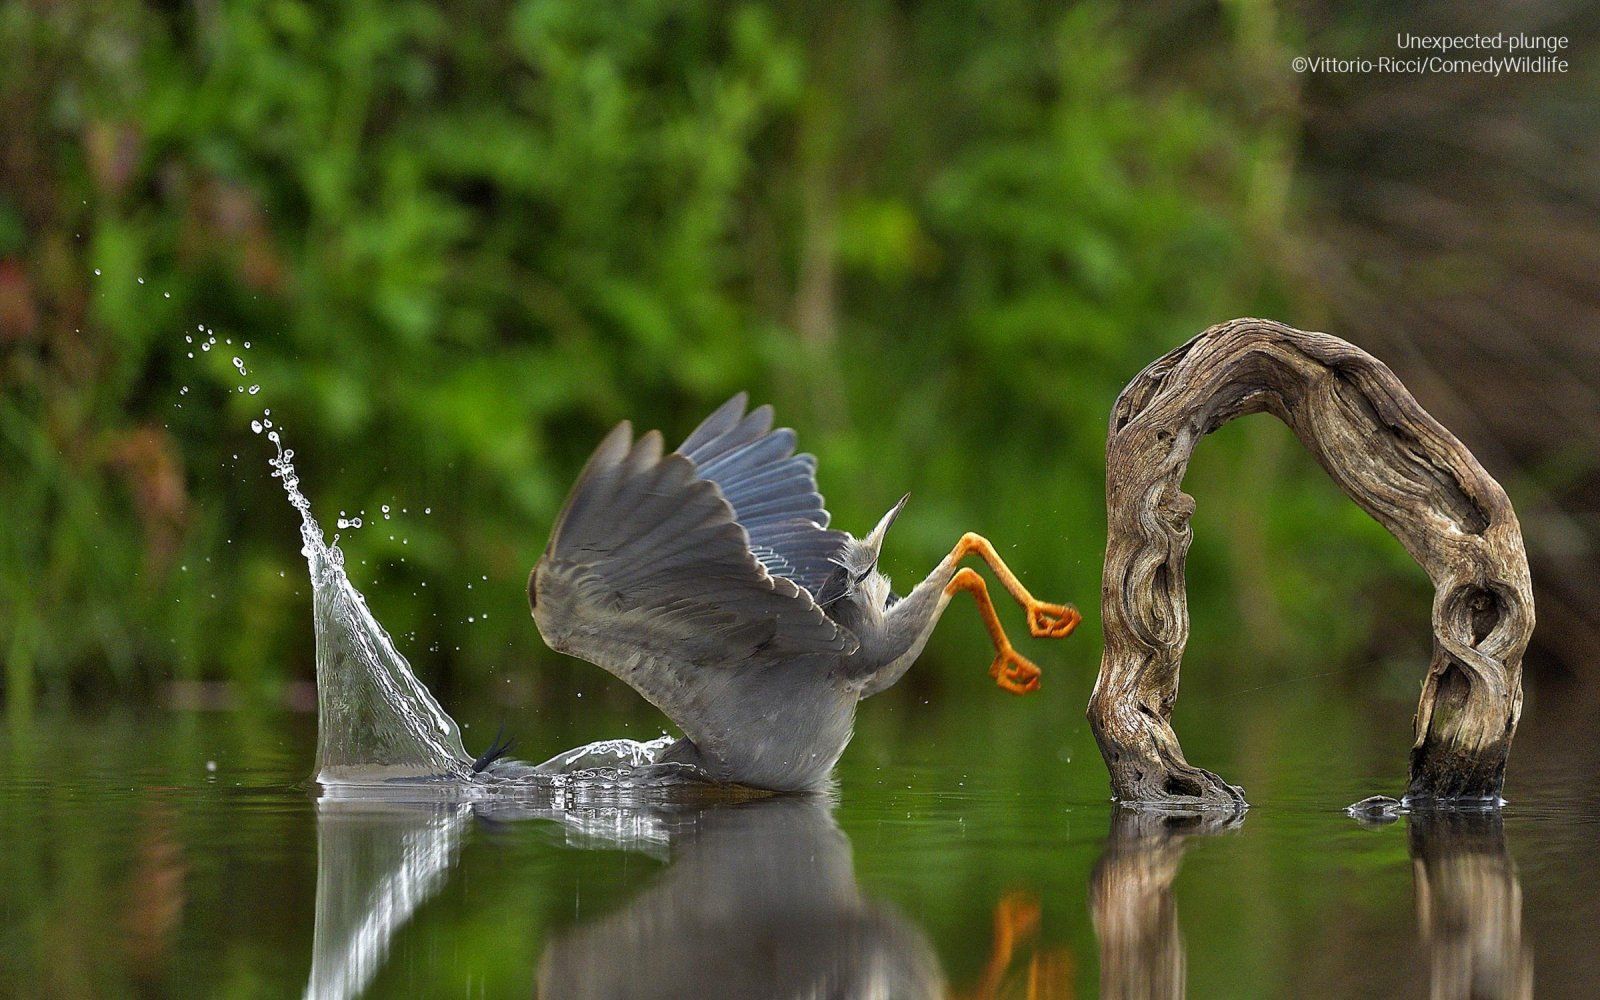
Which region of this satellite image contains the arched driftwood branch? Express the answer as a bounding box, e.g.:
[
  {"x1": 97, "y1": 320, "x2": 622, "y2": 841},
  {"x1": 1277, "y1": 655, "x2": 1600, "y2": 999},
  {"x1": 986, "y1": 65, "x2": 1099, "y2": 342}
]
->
[{"x1": 1090, "y1": 319, "x2": 1534, "y2": 808}]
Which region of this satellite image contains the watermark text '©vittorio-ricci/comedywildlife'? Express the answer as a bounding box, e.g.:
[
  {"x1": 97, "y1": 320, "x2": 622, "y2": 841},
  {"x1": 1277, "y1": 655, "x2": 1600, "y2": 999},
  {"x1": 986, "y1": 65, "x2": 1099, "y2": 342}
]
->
[{"x1": 1291, "y1": 32, "x2": 1570, "y2": 77}]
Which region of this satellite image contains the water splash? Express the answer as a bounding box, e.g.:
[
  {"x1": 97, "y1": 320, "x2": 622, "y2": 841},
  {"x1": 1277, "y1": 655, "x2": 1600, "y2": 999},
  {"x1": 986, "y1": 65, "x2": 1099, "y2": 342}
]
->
[
  {"x1": 263, "y1": 423, "x2": 697, "y2": 788},
  {"x1": 267, "y1": 431, "x2": 473, "y2": 784}
]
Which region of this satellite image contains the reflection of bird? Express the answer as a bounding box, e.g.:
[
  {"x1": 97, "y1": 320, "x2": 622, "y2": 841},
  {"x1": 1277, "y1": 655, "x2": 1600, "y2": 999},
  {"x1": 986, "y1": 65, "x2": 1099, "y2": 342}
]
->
[
  {"x1": 530, "y1": 394, "x2": 1080, "y2": 790},
  {"x1": 958, "y1": 891, "x2": 1075, "y2": 1000},
  {"x1": 538, "y1": 794, "x2": 943, "y2": 1000}
]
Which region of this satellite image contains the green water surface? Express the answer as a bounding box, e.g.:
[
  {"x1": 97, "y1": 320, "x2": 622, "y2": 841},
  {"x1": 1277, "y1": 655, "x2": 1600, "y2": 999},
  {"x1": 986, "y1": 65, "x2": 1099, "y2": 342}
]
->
[{"x1": 2, "y1": 668, "x2": 1596, "y2": 998}]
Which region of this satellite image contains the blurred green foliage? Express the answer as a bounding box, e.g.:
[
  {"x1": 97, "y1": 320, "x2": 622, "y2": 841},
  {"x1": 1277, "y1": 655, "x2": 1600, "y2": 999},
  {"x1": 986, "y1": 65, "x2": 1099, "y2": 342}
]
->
[{"x1": 0, "y1": 0, "x2": 1428, "y2": 709}]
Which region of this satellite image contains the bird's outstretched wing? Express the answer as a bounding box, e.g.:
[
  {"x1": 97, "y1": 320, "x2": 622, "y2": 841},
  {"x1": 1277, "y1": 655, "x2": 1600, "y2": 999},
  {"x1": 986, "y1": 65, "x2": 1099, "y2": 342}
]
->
[
  {"x1": 677, "y1": 393, "x2": 846, "y2": 600},
  {"x1": 532, "y1": 420, "x2": 856, "y2": 721}
]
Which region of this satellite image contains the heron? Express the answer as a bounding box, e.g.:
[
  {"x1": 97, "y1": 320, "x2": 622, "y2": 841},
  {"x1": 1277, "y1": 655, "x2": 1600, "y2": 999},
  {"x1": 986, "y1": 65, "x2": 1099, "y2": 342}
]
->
[{"x1": 529, "y1": 394, "x2": 1080, "y2": 791}]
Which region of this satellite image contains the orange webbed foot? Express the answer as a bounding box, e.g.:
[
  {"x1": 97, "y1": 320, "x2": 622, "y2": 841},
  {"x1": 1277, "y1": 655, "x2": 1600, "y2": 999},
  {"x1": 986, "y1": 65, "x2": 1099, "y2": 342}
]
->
[
  {"x1": 1026, "y1": 601, "x2": 1081, "y2": 639},
  {"x1": 991, "y1": 648, "x2": 1042, "y2": 695}
]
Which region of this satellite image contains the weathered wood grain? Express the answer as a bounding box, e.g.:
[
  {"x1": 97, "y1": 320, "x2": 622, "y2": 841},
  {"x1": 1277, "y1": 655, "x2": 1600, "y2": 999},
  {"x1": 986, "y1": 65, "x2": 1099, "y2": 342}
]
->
[{"x1": 1090, "y1": 319, "x2": 1534, "y2": 808}]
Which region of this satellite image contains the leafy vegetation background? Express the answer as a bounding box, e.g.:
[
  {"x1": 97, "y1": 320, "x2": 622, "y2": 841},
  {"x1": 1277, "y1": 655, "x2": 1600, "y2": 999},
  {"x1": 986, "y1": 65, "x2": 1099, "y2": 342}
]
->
[{"x1": 3, "y1": 1, "x2": 1594, "y2": 718}]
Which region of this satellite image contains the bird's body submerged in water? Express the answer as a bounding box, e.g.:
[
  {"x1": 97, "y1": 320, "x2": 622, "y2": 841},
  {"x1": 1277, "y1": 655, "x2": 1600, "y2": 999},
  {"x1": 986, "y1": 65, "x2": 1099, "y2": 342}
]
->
[{"x1": 529, "y1": 395, "x2": 1079, "y2": 791}]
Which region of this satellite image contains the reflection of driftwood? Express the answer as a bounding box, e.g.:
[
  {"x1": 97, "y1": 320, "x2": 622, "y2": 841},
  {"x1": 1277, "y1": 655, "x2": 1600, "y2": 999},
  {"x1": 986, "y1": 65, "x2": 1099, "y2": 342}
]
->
[
  {"x1": 1089, "y1": 809, "x2": 1243, "y2": 1000},
  {"x1": 1409, "y1": 811, "x2": 1532, "y2": 1000},
  {"x1": 1091, "y1": 319, "x2": 1534, "y2": 807}
]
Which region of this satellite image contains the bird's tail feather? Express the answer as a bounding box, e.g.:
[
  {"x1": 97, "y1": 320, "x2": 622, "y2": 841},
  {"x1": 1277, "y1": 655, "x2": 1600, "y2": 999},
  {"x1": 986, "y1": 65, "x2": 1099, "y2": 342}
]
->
[{"x1": 471, "y1": 723, "x2": 517, "y2": 773}]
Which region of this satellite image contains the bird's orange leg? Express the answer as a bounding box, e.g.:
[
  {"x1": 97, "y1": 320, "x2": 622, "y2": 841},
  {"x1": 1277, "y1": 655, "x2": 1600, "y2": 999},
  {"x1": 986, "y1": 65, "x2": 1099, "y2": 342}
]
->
[
  {"x1": 950, "y1": 533, "x2": 1081, "y2": 639},
  {"x1": 945, "y1": 568, "x2": 1042, "y2": 695}
]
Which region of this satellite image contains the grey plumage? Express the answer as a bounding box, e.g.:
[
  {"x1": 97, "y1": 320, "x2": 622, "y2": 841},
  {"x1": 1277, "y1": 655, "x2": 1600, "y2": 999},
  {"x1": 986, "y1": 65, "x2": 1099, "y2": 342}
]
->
[{"x1": 531, "y1": 394, "x2": 1074, "y2": 791}]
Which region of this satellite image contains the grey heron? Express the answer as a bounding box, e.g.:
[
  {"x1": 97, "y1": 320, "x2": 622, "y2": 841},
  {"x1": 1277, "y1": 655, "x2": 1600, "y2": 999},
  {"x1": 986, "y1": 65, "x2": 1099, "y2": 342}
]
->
[{"x1": 529, "y1": 394, "x2": 1079, "y2": 791}]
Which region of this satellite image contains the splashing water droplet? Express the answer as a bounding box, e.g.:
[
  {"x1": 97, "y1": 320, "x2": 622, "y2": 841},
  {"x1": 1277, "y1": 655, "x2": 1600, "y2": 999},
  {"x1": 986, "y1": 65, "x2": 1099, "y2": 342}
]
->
[
  {"x1": 255, "y1": 410, "x2": 687, "y2": 790},
  {"x1": 249, "y1": 385, "x2": 260, "y2": 395},
  {"x1": 93, "y1": 268, "x2": 102, "y2": 276},
  {"x1": 251, "y1": 420, "x2": 263, "y2": 434},
  {"x1": 259, "y1": 423, "x2": 471, "y2": 784}
]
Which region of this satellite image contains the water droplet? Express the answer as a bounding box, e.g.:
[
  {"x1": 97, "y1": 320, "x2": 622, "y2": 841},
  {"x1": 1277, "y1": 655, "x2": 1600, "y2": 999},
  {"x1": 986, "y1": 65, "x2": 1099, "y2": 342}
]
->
[
  {"x1": 251, "y1": 420, "x2": 263, "y2": 434},
  {"x1": 423, "y1": 507, "x2": 432, "y2": 514},
  {"x1": 243, "y1": 341, "x2": 251, "y2": 349},
  {"x1": 201, "y1": 342, "x2": 212, "y2": 352},
  {"x1": 248, "y1": 385, "x2": 260, "y2": 395},
  {"x1": 381, "y1": 504, "x2": 390, "y2": 515},
  {"x1": 137, "y1": 277, "x2": 145, "y2": 284},
  {"x1": 93, "y1": 268, "x2": 101, "y2": 275},
  {"x1": 185, "y1": 335, "x2": 192, "y2": 344},
  {"x1": 186, "y1": 352, "x2": 193, "y2": 359},
  {"x1": 163, "y1": 292, "x2": 171, "y2": 299}
]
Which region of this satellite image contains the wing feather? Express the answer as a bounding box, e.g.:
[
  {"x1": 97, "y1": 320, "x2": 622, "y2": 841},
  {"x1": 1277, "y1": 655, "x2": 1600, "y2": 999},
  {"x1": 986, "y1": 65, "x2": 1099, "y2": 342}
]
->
[
  {"x1": 674, "y1": 394, "x2": 846, "y2": 598},
  {"x1": 533, "y1": 419, "x2": 856, "y2": 724}
]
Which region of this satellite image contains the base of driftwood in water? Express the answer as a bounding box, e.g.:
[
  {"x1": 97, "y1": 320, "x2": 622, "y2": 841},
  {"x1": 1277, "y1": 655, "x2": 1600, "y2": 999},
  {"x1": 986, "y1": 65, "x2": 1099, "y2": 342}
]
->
[{"x1": 1090, "y1": 319, "x2": 1534, "y2": 809}]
